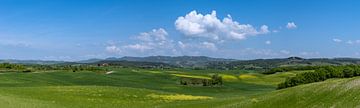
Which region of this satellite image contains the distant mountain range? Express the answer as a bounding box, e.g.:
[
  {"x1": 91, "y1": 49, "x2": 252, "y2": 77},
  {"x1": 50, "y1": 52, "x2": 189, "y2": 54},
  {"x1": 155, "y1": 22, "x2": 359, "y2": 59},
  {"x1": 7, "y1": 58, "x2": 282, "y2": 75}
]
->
[
  {"x1": 100, "y1": 56, "x2": 235, "y2": 67},
  {"x1": 207, "y1": 57, "x2": 360, "y2": 70},
  {"x1": 2, "y1": 56, "x2": 360, "y2": 69},
  {"x1": 0, "y1": 59, "x2": 65, "y2": 65}
]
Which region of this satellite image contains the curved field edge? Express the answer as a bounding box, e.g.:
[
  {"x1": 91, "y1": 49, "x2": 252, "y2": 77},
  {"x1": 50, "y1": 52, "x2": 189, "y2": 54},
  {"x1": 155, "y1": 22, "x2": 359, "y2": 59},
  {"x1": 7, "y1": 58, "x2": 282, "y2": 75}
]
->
[{"x1": 222, "y1": 77, "x2": 360, "y2": 108}]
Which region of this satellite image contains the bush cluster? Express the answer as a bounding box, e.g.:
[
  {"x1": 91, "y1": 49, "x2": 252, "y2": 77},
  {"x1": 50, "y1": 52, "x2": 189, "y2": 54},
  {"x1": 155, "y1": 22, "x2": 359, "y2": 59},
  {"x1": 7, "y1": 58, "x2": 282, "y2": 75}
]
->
[
  {"x1": 0, "y1": 63, "x2": 107, "y2": 73},
  {"x1": 263, "y1": 66, "x2": 321, "y2": 74},
  {"x1": 278, "y1": 65, "x2": 360, "y2": 89},
  {"x1": 180, "y1": 74, "x2": 223, "y2": 86},
  {"x1": 0, "y1": 63, "x2": 26, "y2": 70}
]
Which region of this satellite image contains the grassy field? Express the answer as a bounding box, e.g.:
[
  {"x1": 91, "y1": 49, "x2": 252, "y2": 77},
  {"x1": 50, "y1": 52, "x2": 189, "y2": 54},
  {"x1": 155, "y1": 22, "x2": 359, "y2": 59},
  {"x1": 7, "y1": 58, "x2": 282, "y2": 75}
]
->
[
  {"x1": 0, "y1": 68, "x2": 277, "y2": 108},
  {"x1": 0, "y1": 68, "x2": 356, "y2": 108},
  {"x1": 224, "y1": 77, "x2": 360, "y2": 108}
]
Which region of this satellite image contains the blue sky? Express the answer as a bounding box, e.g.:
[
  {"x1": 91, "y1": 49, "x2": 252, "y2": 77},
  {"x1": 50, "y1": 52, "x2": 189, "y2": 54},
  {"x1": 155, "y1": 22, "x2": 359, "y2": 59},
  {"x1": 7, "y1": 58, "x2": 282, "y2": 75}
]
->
[{"x1": 0, "y1": 0, "x2": 360, "y2": 61}]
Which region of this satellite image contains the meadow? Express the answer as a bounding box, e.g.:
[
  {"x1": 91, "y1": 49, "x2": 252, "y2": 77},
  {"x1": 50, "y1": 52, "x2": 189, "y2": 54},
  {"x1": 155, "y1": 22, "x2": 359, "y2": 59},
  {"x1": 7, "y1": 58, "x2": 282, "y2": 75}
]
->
[
  {"x1": 0, "y1": 67, "x2": 358, "y2": 108},
  {"x1": 0, "y1": 67, "x2": 278, "y2": 108}
]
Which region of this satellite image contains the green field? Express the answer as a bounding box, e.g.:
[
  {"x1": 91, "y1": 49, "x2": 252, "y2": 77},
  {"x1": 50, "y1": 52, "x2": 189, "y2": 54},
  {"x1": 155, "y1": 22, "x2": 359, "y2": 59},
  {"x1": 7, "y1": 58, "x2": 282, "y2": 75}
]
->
[
  {"x1": 0, "y1": 68, "x2": 358, "y2": 108},
  {"x1": 225, "y1": 77, "x2": 360, "y2": 108}
]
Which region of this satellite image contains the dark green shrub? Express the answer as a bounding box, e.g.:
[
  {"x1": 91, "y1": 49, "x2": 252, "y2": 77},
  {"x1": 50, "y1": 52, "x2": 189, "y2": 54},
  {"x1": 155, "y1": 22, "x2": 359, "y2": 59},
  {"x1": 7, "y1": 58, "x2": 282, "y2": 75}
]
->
[{"x1": 278, "y1": 65, "x2": 360, "y2": 89}]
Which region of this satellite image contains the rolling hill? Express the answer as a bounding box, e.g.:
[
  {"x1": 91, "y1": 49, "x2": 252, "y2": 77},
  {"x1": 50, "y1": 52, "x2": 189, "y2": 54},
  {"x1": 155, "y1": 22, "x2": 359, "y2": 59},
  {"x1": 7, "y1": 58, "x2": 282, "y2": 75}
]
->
[
  {"x1": 104, "y1": 56, "x2": 235, "y2": 67},
  {"x1": 227, "y1": 77, "x2": 360, "y2": 108}
]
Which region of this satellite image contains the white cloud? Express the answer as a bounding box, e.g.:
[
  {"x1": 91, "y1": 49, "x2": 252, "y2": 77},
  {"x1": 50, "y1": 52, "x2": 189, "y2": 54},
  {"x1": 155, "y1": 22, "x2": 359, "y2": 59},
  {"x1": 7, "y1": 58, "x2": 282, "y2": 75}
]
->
[
  {"x1": 105, "y1": 11, "x2": 279, "y2": 57},
  {"x1": 178, "y1": 41, "x2": 186, "y2": 49},
  {"x1": 265, "y1": 40, "x2": 271, "y2": 45},
  {"x1": 286, "y1": 22, "x2": 297, "y2": 29},
  {"x1": 106, "y1": 28, "x2": 176, "y2": 55},
  {"x1": 175, "y1": 10, "x2": 269, "y2": 41},
  {"x1": 136, "y1": 28, "x2": 168, "y2": 42},
  {"x1": 105, "y1": 45, "x2": 121, "y2": 53},
  {"x1": 123, "y1": 44, "x2": 152, "y2": 52},
  {"x1": 260, "y1": 25, "x2": 270, "y2": 33},
  {"x1": 201, "y1": 42, "x2": 217, "y2": 51},
  {"x1": 333, "y1": 38, "x2": 342, "y2": 43}
]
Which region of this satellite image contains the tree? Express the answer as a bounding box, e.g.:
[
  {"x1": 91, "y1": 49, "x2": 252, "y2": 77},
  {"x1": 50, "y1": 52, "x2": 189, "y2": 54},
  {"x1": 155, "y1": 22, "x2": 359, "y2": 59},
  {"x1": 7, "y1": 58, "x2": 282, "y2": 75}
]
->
[
  {"x1": 211, "y1": 74, "x2": 223, "y2": 85},
  {"x1": 343, "y1": 67, "x2": 354, "y2": 78}
]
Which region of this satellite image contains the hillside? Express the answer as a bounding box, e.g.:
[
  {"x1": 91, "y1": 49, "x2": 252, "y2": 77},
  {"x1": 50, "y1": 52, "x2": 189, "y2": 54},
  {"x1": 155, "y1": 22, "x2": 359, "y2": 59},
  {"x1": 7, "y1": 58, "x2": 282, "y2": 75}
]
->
[
  {"x1": 0, "y1": 68, "x2": 277, "y2": 108},
  {"x1": 207, "y1": 57, "x2": 360, "y2": 70},
  {"x1": 1, "y1": 63, "x2": 360, "y2": 108},
  {"x1": 92, "y1": 60, "x2": 177, "y2": 68},
  {"x1": 0, "y1": 59, "x2": 65, "y2": 65},
  {"x1": 105, "y1": 56, "x2": 235, "y2": 67},
  {"x1": 228, "y1": 77, "x2": 360, "y2": 108}
]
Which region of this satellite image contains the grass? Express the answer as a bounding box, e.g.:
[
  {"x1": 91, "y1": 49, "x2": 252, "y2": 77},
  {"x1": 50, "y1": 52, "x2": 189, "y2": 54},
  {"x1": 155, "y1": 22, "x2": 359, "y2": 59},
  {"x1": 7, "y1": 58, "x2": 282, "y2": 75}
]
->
[
  {"x1": 170, "y1": 73, "x2": 211, "y2": 79},
  {"x1": 0, "y1": 68, "x2": 278, "y2": 108},
  {"x1": 224, "y1": 77, "x2": 360, "y2": 108},
  {"x1": 0, "y1": 68, "x2": 331, "y2": 108},
  {"x1": 240, "y1": 70, "x2": 312, "y2": 86},
  {"x1": 0, "y1": 86, "x2": 168, "y2": 108},
  {"x1": 147, "y1": 94, "x2": 213, "y2": 101}
]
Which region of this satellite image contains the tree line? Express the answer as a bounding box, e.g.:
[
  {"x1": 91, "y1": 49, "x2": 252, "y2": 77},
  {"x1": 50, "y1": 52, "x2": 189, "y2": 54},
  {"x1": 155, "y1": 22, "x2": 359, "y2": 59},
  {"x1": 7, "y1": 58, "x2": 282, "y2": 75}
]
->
[
  {"x1": 278, "y1": 65, "x2": 360, "y2": 89},
  {"x1": 0, "y1": 63, "x2": 26, "y2": 70},
  {"x1": 0, "y1": 63, "x2": 107, "y2": 73},
  {"x1": 263, "y1": 66, "x2": 322, "y2": 74},
  {"x1": 180, "y1": 74, "x2": 223, "y2": 86}
]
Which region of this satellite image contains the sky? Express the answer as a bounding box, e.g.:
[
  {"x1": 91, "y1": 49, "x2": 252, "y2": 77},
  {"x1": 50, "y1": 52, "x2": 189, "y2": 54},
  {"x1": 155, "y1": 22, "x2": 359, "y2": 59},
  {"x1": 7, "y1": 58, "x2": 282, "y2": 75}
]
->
[{"x1": 0, "y1": 0, "x2": 360, "y2": 61}]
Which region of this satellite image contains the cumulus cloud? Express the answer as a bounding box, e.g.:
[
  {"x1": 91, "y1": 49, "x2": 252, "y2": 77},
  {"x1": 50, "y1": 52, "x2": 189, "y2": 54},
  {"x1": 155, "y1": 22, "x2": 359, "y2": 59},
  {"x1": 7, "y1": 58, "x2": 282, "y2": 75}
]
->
[
  {"x1": 175, "y1": 10, "x2": 270, "y2": 41},
  {"x1": 200, "y1": 42, "x2": 217, "y2": 51},
  {"x1": 286, "y1": 22, "x2": 297, "y2": 29},
  {"x1": 333, "y1": 38, "x2": 342, "y2": 43},
  {"x1": 105, "y1": 45, "x2": 121, "y2": 53},
  {"x1": 105, "y1": 11, "x2": 277, "y2": 57},
  {"x1": 106, "y1": 28, "x2": 177, "y2": 55},
  {"x1": 136, "y1": 28, "x2": 168, "y2": 42},
  {"x1": 123, "y1": 44, "x2": 152, "y2": 52}
]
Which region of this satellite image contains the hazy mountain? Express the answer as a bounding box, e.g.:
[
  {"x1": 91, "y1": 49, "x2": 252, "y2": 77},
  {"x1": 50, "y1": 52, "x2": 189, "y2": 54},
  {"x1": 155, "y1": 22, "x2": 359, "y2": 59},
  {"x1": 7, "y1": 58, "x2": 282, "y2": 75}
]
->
[
  {"x1": 3, "y1": 56, "x2": 360, "y2": 69},
  {"x1": 77, "y1": 58, "x2": 103, "y2": 63},
  {"x1": 0, "y1": 59, "x2": 65, "y2": 65},
  {"x1": 105, "y1": 56, "x2": 236, "y2": 67},
  {"x1": 206, "y1": 57, "x2": 360, "y2": 70}
]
